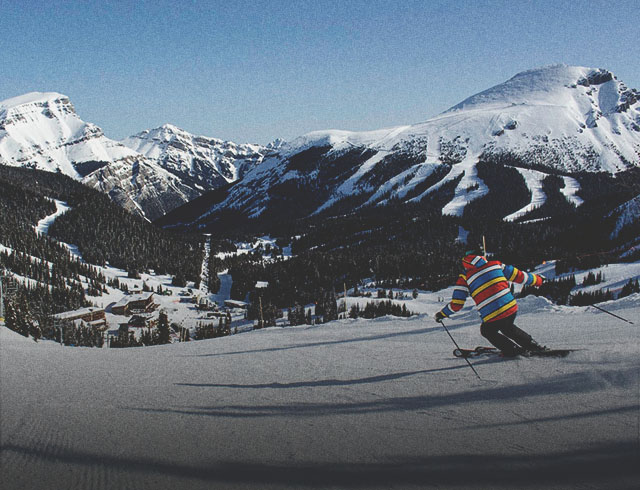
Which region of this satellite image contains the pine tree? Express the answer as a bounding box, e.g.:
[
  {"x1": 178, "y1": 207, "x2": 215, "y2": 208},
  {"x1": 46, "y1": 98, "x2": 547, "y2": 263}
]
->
[
  {"x1": 349, "y1": 304, "x2": 360, "y2": 319},
  {"x1": 4, "y1": 298, "x2": 21, "y2": 336},
  {"x1": 157, "y1": 311, "x2": 171, "y2": 344}
]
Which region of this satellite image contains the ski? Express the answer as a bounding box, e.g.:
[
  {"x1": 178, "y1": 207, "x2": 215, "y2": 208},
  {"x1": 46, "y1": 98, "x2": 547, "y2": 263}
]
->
[
  {"x1": 453, "y1": 347, "x2": 578, "y2": 359},
  {"x1": 520, "y1": 349, "x2": 578, "y2": 358},
  {"x1": 453, "y1": 346, "x2": 499, "y2": 358}
]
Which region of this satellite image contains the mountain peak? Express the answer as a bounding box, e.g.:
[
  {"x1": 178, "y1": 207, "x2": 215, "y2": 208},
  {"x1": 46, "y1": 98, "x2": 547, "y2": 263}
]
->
[
  {"x1": 0, "y1": 91, "x2": 71, "y2": 110},
  {"x1": 121, "y1": 124, "x2": 267, "y2": 192},
  {"x1": 156, "y1": 123, "x2": 190, "y2": 137},
  {"x1": 445, "y1": 65, "x2": 611, "y2": 113}
]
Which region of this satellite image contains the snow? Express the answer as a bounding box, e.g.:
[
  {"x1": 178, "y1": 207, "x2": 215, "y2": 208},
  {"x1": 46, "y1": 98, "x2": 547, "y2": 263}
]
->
[
  {"x1": 610, "y1": 194, "x2": 640, "y2": 238},
  {"x1": 563, "y1": 261, "x2": 640, "y2": 297},
  {"x1": 284, "y1": 128, "x2": 401, "y2": 155},
  {"x1": 405, "y1": 154, "x2": 489, "y2": 215},
  {"x1": 456, "y1": 225, "x2": 469, "y2": 244},
  {"x1": 122, "y1": 124, "x2": 266, "y2": 185},
  {"x1": 561, "y1": 176, "x2": 584, "y2": 207},
  {"x1": 441, "y1": 154, "x2": 489, "y2": 217},
  {"x1": 0, "y1": 91, "x2": 67, "y2": 108},
  {"x1": 0, "y1": 91, "x2": 138, "y2": 178},
  {"x1": 35, "y1": 199, "x2": 71, "y2": 235},
  {"x1": 597, "y1": 79, "x2": 622, "y2": 115},
  {"x1": 504, "y1": 168, "x2": 548, "y2": 222},
  {"x1": 446, "y1": 65, "x2": 591, "y2": 112},
  {"x1": 2, "y1": 278, "x2": 639, "y2": 489},
  {"x1": 329, "y1": 151, "x2": 388, "y2": 196},
  {"x1": 210, "y1": 65, "x2": 639, "y2": 223}
]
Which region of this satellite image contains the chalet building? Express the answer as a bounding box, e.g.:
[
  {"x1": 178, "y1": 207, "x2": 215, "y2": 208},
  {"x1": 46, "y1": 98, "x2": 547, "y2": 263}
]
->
[
  {"x1": 111, "y1": 292, "x2": 157, "y2": 316},
  {"x1": 206, "y1": 311, "x2": 228, "y2": 318},
  {"x1": 125, "y1": 314, "x2": 157, "y2": 329},
  {"x1": 52, "y1": 307, "x2": 107, "y2": 330},
  {"x1": 196, "y1": 296, "x2": 216, "y2": 311},
  {"x1": 224, "y1": 299, "x2": 248, "y2": 310}
]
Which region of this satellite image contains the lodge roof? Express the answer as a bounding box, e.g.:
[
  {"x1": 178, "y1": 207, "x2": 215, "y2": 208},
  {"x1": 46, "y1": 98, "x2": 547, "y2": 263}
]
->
[{"x1": 52, "y1": 307, "x2": 105, "y2": 320}]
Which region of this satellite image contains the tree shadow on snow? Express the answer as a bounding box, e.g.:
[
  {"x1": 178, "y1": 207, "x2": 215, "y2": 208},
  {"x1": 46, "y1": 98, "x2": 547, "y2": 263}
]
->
[
  {"x1": 174, "y1": 365, "x2": 469, "y2": 389},
  {"x1": 2, "y1": 441, "x2": 638, "y2": 488},
  {"x1": 182, "y1": 327, "x2": 433, "y2": 358},
  {"x1": 183, "y1": 322, "x2": 475, "y2": 359},
  {"x1": 127, "y1": 367, "x2": 637, "y2": 419}
]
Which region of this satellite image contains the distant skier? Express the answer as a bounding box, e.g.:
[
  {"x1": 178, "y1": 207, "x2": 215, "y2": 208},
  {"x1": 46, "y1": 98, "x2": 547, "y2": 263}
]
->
[{"x1": 434, "y1": 250, "x2": 547, "y2": 356}]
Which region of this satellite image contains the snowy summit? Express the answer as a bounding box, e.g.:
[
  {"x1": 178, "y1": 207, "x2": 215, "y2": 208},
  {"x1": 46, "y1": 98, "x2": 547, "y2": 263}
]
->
[{"x1": 185, "y1": 65, "x2": 640, "y2": 228}]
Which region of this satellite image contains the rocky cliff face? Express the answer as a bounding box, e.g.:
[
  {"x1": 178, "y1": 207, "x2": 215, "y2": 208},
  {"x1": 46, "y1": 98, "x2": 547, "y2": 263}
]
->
[
  {"x1": 0, "y1": 92, "x2": 137, "y2": 177},
  {"x1": 0, "y1": 93, "x2": 267, "y2": 220},
  {"x1": 122, "y1": 124, "x2": 267, "y2": 192}
]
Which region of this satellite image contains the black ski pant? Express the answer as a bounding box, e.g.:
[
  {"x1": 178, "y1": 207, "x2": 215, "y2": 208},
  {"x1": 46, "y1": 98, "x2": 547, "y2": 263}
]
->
[{"x1": 480, "y1": 313, "x2": 536, "y2": 356}]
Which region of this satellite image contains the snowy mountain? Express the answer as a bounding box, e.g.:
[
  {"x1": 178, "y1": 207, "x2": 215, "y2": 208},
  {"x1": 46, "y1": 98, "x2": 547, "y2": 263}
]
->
[
  {"x1": 0, "y1": 93, "x2": 267, "y2": 220},
  {"x1": 3, "y1": 66, "x2": 639, "y2": 226},
  {"x1": 182, "y1": 65, "x2": 640, "y2": 229},
  {"x1": 0, "y1": 92, "x2": 136, "y2": 177},
  {"x1": 610, "y1": 193, "x2": 640, "y2": 239},
  {"x1": 122, "y1": 124, "x2": 267, "y2": 192}
]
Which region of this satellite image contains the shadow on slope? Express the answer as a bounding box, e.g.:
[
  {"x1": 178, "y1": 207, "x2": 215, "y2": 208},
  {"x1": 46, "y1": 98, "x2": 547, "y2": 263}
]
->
[
  {"x1": 2, "y1": 441, "x2": 637, "y2": 489},
  {"x1": 175, "y1": 366, "x2": 469, "y2": 389},
  {"x1": 128, "y1": 367, "x2": 636, "y2": 419},
  {"x1": 183, "y1": 320, "x2": 478, "y2": 358}
]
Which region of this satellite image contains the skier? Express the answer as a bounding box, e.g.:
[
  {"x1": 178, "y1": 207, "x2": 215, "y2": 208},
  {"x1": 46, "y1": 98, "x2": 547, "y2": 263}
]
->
[{"x1": 434, "y1": 250, "x2": 546, "y2": 356}]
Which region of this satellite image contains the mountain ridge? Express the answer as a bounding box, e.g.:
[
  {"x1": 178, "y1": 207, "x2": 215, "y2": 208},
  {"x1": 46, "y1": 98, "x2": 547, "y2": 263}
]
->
[
  {"x1": 2, "y1": 65, "x2": 639, "y2": 226},
  {"x1": 0, "y1": 94, "x2": 268, "y2": 220},
  {"x1": 176, "y1": 64, "x2": 639, "y2": 231}
]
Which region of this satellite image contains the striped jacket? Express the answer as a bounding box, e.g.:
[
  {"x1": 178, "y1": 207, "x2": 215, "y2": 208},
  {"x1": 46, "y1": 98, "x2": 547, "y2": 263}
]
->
[{"x1": 439, "y1": 255, "x2": 543, "y2": 323}]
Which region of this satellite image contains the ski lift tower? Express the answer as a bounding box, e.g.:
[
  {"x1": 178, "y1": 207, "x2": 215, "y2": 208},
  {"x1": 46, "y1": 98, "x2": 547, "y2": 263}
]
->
[{"x1": 255, "y1": 281, "x2": 269, "y2": 328}]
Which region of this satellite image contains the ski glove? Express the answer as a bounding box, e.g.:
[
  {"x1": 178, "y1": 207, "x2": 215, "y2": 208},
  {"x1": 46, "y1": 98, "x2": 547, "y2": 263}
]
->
[{"x1": 434, "y1": 311, "x2": 446, "y2": 322}]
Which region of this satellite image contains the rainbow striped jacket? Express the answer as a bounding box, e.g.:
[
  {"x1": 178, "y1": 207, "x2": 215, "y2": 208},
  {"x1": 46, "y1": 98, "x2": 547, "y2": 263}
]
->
[{"x1": 439, "y1": 255, "x2": 543, "y2": 323}]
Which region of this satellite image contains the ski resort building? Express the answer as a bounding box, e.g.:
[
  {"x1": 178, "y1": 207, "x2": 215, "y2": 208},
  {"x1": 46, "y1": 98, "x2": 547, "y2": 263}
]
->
[
  {"x1": 51, "y1": 307, "x2": 107, "y2": 330},
  {"x1": 124, "y1": 313, "x2": 157, "y2": 329},
  {"x1": 111, "y1": 292, "x2": 157, "y2": 316},
  {"x1": 224, "y1": 299, "x2": 248, "y2": 310}
]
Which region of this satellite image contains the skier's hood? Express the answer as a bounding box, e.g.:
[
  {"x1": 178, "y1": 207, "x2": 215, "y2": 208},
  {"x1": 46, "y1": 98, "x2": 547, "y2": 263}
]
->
[{"x1": 462, "y1": 254, "x2": 487, "y2": 270}]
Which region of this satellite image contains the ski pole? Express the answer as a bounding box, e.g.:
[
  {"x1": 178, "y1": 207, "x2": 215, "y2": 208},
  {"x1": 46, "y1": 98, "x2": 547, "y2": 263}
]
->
[
  {"x1": 590, "y1": 304, "x2": 634, "y2": 325},
  {"x1": 438, "y1": 319, "x2": 481, "y2": 380}
]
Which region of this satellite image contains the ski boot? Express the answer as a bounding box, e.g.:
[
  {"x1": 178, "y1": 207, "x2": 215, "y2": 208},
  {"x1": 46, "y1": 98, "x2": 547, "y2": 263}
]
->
[{"x1": 527, "y1": 339, "x2": 548, "y2": 352}]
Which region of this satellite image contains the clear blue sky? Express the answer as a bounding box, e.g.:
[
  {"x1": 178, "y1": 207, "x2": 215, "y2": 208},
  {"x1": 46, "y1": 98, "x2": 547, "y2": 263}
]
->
[{"x1": 1, "y1": 0, "x2": 637, "y2": 145}]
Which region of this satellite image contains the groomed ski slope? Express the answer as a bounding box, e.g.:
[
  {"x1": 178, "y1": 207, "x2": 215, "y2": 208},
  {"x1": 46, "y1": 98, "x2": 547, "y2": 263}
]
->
[
  {"x1": 35, "y1": 199, "x2": 71, "y2": 235},
  {"x1": 1, "y1": 292, "x2": 638, "y2": 490}
]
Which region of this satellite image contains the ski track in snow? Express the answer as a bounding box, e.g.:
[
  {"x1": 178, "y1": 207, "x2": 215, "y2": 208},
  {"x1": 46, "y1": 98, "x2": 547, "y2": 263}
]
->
[{"x1": 408, "y1": 163, "x2": 464, "y2": 204}]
